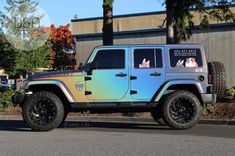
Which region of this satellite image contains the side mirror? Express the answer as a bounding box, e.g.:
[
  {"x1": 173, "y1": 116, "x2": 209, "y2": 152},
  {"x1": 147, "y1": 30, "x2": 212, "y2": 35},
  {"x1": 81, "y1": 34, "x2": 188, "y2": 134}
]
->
[{"x1": 83, "y1": 62, "x2": 96, "y2": 75}]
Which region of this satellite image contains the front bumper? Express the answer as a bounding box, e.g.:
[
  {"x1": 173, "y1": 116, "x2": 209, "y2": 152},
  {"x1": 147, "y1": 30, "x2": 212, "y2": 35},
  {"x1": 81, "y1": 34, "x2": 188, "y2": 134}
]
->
[
  {"x1": 12, "y1": 93, "x2": 26, "y2": 106},
  {"x1": 201, "y1": 93, "x2": 217, "y2": 104}
]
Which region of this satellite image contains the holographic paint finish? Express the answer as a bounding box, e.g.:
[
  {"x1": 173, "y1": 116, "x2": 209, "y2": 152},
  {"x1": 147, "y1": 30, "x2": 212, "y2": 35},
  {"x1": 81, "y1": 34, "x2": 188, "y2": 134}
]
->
[
  {"x1": 130, "y1": 47, "x2": 165, "y2": 101},
  {"x1": 85, "y1": 69, "x2": 129, "y2": 101},
  {"x1": 25, "y1": 44, "x2": 209, "y2": 104},
  {"x1": 33, "y1": 72, "x2": 90, "y2": 102},
  {"x1": 28, "y1": 80, "x2": 76, "y2": 102},
  {"x1": 85, "y1": 47, "x2": 130, "y2": 101}
]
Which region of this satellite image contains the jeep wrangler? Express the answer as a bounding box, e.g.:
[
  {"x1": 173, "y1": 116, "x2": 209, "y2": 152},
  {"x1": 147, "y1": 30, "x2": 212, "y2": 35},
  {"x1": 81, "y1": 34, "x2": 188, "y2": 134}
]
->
[{"x1": 12, "y1": 44, "x2": 226, "y2": 131}]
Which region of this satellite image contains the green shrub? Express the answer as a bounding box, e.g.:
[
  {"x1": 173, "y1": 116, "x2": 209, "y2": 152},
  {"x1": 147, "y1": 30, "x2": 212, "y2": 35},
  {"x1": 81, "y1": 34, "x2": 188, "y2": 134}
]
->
[
  {"x1": 0, "y1": 89, "x2": 16, "y2": 112},
  {"x1": 225, "y1": 87, "x2": 235, "y2": 97},
  {"x1": 202, "y1": 104, "x2": 215, "y2": 116}
]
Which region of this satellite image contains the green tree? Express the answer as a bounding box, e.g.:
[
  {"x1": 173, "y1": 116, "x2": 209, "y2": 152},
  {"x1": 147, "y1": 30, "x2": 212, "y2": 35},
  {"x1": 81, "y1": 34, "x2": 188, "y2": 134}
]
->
[
  {"x1": 0, "y1": 37, "x2": 16, "y2": 76},
  {"x1": 164, "y1": 0, "x2": 235, "y2": 44},
  {"x1": 0, "y1": 0, "x2": 50, "y2": 77},
  {"x1": 0, "y1": 42, "x2": 50, "y2": 77},
  {"x1": 0, "y1": 0, "x2": 43, "y2": 50},
  {"x1": 14, "y1": 45, "x2": 50, "y2": 75},
  {"x1": 103, "y1": 0, "x2": 114, "y2": 45}
]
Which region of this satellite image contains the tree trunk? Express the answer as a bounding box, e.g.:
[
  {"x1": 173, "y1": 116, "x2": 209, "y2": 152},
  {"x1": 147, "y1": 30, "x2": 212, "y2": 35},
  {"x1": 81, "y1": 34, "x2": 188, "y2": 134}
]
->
[
  {"x1": 102, "y1": 0, "x2": 113, "y2": 45},
  {"x1": 166, "y1": 0, "x2": 175, "y2": 44},
  {"x1": 174, "y1": 25, "x2": 181, "y2": 44}
]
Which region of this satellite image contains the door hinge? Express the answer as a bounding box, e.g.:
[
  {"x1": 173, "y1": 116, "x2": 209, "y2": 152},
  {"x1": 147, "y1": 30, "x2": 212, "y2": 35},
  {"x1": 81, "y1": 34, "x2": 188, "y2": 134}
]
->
[
  {"x1": 85, "y1": 91, "x2": 92, "y2": 95},
  {"x1": 130, "y1": 76, "x2": 137, "y2": 80},
  {"x1": 130, "y1": 90, "x2": 137, "y2": 94},
  {"x1": 85, "y1": 77, "x2": 92, "y2": 81}
]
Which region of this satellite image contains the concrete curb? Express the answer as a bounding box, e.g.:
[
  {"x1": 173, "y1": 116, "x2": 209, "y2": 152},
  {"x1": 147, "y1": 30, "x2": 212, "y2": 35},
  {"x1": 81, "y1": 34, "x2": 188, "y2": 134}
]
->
[
  {"x1": 70, "y1": 116, "x2": 235, "y2": 126},
  {"x1": 0, "y1": 115, "x2": 235, "y2": 126},
  {"x1": 198, "y1": 119, "x2": 235, "y2": 126}
]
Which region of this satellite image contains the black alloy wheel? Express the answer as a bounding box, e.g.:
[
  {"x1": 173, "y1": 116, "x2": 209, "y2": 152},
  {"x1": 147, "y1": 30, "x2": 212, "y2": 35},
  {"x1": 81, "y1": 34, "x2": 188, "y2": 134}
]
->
[
  {"x1": 22, "y1": 91, "x2": 64, "y2": 131},
  {"x1": 162, "y1": 90, "x2": 202, "y2": 130}
]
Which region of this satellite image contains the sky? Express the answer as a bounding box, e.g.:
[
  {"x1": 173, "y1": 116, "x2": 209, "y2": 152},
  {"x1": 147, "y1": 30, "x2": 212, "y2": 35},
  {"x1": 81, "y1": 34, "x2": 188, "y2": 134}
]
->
[{"x1": 0, "y1": 0, "x2": 165, "y2": 26}]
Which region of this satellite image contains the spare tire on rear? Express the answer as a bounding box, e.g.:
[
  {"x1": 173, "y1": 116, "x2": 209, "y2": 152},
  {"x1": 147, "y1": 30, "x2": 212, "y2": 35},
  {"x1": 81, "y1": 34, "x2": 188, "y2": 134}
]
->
[{"x1": 208, "y1": 62, "x2": 226, "y2": 100}]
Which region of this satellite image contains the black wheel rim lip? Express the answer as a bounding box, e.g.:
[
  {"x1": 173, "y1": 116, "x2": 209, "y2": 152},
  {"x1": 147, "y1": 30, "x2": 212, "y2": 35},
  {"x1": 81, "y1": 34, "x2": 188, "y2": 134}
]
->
[
  {"x1": 29, "y1": 98, "x2": 57, "y2": 125},
  {"x1": 169, "y1": 97, "x2": 196, "y2": 124}
]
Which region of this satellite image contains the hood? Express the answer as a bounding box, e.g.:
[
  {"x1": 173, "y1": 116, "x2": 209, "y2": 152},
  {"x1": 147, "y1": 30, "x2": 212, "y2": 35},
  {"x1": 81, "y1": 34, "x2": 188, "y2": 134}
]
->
[{"x1": 28, "y1": 69, "x2": 83, "y2": 80}]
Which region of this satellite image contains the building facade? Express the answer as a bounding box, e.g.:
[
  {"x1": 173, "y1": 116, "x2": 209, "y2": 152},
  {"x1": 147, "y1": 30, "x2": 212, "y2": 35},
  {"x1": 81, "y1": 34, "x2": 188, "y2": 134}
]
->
[{"x1": 71, "y1": 9, "x2": 235, "y2": 86}]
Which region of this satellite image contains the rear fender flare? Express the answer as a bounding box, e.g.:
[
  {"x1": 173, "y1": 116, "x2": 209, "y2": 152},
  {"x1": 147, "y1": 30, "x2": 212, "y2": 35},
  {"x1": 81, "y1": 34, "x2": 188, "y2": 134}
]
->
[{"x1": 151, "y1": 80, "x2": 203, "y2": 102}]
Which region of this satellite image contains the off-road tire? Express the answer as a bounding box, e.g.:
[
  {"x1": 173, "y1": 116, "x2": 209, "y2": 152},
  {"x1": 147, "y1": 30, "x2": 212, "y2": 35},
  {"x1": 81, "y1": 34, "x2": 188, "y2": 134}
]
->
[
  {"x1": 208, "y1": 62, "x2": 226, "y2": 100},
  {"x1": 63, "y1": 111, "x2": 69, "y2": 122},
  {"x1": 150, "y1": 104, "x2": 165, "y2": 126},
  {"x1": 59, "y1": 111, "x2": 69, "y2": 127},
  {"x1": 22, "y1": 91, "x2": 64, "y2": 131},
  {"x1": 162, "y1": 90, "x2": 202, "y2": 130}
]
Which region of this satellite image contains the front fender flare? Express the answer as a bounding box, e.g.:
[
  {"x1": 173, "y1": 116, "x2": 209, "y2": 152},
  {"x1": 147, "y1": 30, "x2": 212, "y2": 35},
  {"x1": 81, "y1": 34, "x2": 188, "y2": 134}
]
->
[{"x1": 28, "y1": 80, "x2": 75, "y2": 103}]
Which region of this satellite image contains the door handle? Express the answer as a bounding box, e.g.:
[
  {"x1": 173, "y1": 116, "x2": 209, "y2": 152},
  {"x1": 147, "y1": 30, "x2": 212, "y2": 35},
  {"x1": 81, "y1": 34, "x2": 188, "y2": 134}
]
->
[
  {"x1": 115, "y1": 72, "x2": 127, "y2": 77},
  {"x1": 150, "y1": 72, "x2": 161, "y2": 77}
]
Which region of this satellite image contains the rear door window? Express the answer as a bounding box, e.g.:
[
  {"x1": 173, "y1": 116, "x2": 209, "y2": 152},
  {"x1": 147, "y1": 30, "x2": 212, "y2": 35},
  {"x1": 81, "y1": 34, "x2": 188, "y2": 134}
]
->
[
  {"x1": 169, "y1": 49, "x2": 202, "y2": 68},
  {"x1": 134, "y1": 49, "x2": 163, "y2": 68}
]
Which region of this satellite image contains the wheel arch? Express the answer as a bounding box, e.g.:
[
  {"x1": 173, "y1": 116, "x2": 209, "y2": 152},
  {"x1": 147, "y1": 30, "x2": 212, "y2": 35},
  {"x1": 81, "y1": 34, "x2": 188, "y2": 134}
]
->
[
  {"x1": 152, "y1": 80, "x2": 204, "y2": 104},
  {"x1": 28, "y1": 82, "x2": 75, "y2": 110}
]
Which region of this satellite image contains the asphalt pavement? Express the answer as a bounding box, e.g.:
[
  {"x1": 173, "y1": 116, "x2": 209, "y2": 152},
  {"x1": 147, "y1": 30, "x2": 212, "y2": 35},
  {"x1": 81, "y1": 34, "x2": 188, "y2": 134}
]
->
[{"x1": 0, "y1": 117, "x2": 235, "y2": 156}]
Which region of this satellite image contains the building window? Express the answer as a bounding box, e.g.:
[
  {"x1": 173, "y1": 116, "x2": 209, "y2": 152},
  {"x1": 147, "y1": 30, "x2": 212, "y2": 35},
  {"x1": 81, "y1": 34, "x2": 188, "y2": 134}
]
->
[
  {"x1": 134, "y1": 49, "x2": 162, "y2": 68},
  {"x1": 169, "y1": 49, "x2": 203, "y2": 68},
  {"x1": 93, "y1": 49, "x2": 125, "y2": 69}
]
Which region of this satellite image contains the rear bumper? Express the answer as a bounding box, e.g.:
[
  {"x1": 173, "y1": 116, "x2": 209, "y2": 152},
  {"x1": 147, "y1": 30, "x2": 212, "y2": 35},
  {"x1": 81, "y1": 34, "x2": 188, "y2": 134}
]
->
[{"x1": 201, "y1": 93, "x2": 217, "y2": 104}]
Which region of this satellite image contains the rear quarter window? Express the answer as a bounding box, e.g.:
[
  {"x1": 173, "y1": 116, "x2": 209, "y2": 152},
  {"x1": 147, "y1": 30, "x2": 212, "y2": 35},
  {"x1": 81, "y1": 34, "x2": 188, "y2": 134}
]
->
[{"x1": 169, "y1": 49, "x2": 203, "y2": 68}]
